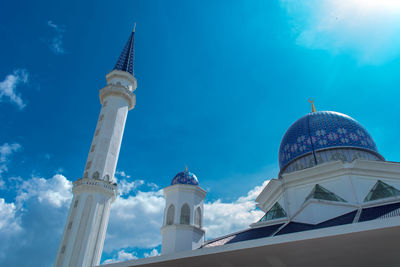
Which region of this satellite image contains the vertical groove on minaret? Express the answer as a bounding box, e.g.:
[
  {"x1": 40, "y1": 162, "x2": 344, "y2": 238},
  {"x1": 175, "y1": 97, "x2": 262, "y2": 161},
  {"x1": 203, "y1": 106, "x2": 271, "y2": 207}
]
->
[
  {"x1": 70, "y1": 196, "x2": 93, "y2": 267},
  {"x1": 90, "y1": 199, "x2": 107, "y2": 266}
]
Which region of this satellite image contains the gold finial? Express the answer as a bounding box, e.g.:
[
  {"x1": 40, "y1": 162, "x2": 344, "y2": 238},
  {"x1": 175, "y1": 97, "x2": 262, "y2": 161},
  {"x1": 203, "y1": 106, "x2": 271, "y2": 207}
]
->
[
  {"x1": 133, "y1": 22, "x2": 136, "y2": 32},
  {"x1": 185, "y1": 165, "x2": 188, "y2": 172},
  {"x1": 308, "y1": 98, "x2": 317, "y2": 112}
]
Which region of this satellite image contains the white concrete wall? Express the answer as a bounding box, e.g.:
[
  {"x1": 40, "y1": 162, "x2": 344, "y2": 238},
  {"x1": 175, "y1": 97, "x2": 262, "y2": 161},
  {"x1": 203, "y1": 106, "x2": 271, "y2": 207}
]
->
[
  {"x1": 84, "y1": 94, "x2": 129, "y2": 181},
  {"x1": 161, "y1": 185, "x2": 206, "y2": 255},
  {"x1": 256, "y1": 160, "x2": 400, "y2": 227}
]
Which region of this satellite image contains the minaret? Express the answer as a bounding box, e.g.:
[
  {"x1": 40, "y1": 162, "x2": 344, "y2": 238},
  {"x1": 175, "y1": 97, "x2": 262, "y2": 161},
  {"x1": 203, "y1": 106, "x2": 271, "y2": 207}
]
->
[
  {"x1": 161, "y1": 168, "x2": 207, "y2": 255},
  {"x1": 55, "y1": 27, "x2": 137, "y2": 267}
]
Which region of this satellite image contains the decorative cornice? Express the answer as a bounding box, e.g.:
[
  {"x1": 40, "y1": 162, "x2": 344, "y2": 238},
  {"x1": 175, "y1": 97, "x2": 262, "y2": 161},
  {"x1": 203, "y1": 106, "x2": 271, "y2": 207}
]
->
[
  {"x1": 163, "y1": 184, "x2": 207, "y2": 198},
  {"x1": 73, "y1": 178, "x2": 117, "y2": 201},
  {"x1": 161, "y1": 224, "x2": 205, "y2": 235},
  {"x1": 99, "y1": 84, "x2": 136, "y2": 110}
]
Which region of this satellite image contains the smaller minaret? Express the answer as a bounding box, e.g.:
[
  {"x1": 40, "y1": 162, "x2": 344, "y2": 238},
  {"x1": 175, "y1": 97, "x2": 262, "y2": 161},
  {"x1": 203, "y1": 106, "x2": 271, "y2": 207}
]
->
[{"x1": 161, "y1": 167, "x2": 207, "y2": 255}]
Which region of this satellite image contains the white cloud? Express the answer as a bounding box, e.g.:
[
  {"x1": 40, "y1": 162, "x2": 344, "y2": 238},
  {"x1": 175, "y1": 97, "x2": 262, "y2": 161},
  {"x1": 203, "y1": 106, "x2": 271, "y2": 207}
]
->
[
  {"x1": 103, "y1": 250, "x2": 138, "y2": 264},
  {"x1": 104, "y1": 189, "x2": 165, "y2": 251},
  {"x1": 118, "y1": 179, "x2": 144, "y2": 196},
  {"x1": 47, "y1": 20, "x2": 65, "y2": 55},
  {"x1": 116, "y1": 170, "x2": 131, "y2": 179},
  {"x1": 203, "y1": 180, "x2": 268, "y2": 239},
  {"x1": 144, "y1": 248, "x2": 160, "y2": 258},
  {"x1": 0, "y1": 198, "x2": 21, "y2": 234},
  {"x1": 281, "y1": 0, "x2": 400, "y2": 64},
  {"x1": 0, "y1": 143, "x2": 21, "y2": 185},
  {"x1": 16, "y1": 174, "x2": 72, "y2": 208},
  {"x1": 0, "y1": 70, "x2": 28, "y2": 109},
  {"x1": 0, "y1": 173, "x2": 72, "y2": 266}
]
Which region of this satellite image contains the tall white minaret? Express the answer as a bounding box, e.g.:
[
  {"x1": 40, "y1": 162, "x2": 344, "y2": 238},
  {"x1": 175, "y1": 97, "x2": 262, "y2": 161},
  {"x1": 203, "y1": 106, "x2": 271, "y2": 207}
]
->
[{"x1": 55, "y1": 27, "x2": 137, "y2": 267}]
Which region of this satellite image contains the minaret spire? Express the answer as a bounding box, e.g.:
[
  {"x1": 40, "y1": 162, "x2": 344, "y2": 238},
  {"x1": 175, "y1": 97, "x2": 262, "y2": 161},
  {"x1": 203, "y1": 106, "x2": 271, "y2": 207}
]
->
[{"x1": 114, "y1": 24, "x2": 135, "y2": 75}]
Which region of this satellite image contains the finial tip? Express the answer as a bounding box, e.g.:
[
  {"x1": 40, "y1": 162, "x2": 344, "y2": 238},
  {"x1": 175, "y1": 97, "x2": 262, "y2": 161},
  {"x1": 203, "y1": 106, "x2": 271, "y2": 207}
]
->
[
  {"x1": 308, "y1": 98, "x2": 317, "y2": 112},
  {"x1": 133, "y1": 22, "x2": 136, "y2": 32},
  {"x1": 185, "y1": 165, "x2": 188, "y2": 172}
]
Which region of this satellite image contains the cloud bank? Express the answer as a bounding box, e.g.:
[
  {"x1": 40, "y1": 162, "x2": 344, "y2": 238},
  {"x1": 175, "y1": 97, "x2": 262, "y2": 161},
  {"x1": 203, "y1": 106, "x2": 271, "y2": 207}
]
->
[
  {"x1": 281, "y1": 0, "x2": 400, "y2": 64},
  {"x1": 0, "y1": 163, "x2": 269, "y2": 266}
]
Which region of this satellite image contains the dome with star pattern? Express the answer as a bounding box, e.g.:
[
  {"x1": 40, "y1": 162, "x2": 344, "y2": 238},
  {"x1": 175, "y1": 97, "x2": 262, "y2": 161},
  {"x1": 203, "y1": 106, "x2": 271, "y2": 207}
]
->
[
  {"x1": 279, "y1": 111, "x2": 384, "y2": 174},
  {"x1": 171, "y1": 170, "x2": 199, "y2": 186}
]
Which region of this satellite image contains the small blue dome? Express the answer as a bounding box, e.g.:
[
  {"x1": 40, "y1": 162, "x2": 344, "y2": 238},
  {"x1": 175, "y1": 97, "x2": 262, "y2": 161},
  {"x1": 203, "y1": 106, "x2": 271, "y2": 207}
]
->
[
  {"x1": 279, "y1": 111, "x2": 382, "y2": 171},
  {"x1": 171, "y1": 170, "x2": 199, "y2": 186}
]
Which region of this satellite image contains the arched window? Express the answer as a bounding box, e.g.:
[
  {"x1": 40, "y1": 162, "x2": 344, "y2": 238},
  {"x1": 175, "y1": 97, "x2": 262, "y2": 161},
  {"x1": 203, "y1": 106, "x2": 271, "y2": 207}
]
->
[
  {"x1": 92, "y1": 171, "x2": 100, "y2": 179},
  {"x1": 103, "y1": 174, "x2": 110, "y2": 182},
  {"x1": 166, "y1": 205, "x2": 175, "y2": 225},
  {"x1": 194, "y1": 207, "x2": 202, "y2": 228},
  {"x1": 180, "y1": 204, "x2": 190, "y2": 225}
]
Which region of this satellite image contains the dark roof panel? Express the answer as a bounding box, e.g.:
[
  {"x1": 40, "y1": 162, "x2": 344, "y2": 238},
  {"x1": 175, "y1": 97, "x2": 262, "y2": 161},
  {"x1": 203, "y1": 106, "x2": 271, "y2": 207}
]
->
[
  {"x1": 276, "y1": 210, "x2": 357, "y2": 236},
  {"x1": 359, "y1": 201, "x2": 400, "y2": 222}
]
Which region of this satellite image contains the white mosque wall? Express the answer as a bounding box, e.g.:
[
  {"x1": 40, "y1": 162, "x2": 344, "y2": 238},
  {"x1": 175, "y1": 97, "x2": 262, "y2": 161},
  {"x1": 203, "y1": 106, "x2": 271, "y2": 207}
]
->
[
  {"x1": 292, "y1": 200, "x2": 356, "y2": 224},
  {"x1": 161, "y1": 225, "x2": 204, "y2": 255},
  {"x1": 255, "y1": 159, "x2": 400, "y2": 227},
  {"x1": 161, "y1": 184, "x2": 206, "y2": 254}
]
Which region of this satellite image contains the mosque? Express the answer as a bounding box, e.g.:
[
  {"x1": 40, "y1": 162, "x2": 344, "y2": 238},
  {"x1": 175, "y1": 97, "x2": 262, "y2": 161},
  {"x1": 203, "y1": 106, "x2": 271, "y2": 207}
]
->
[{"x1": 54, "y1": 28, "x2": 400, "y2": 267}]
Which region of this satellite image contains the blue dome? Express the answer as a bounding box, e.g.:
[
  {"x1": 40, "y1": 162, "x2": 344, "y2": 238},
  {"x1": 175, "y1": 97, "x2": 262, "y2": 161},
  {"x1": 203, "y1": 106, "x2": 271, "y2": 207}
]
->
[
  {"x1": 171, "y1": 170, "x2": 199, "y2": 186},
  {"x1": 279, "y1": 111, "x2": 382, "y2": 171}
]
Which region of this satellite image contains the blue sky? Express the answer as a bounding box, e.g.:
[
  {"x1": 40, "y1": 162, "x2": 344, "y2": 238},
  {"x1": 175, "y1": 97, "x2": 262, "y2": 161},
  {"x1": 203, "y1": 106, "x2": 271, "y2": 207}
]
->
[{"x1": 1, "y1": 0, "x2": 400, "y2": 266}]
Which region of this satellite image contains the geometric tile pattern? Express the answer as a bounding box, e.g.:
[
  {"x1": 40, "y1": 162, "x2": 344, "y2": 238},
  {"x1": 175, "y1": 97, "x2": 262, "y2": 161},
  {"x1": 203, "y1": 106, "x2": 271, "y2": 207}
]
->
[
  {"x1": 279, "y1": 111, "x2": 381, "y2": 170},
  {"x1": 114, "y1": 31, "x2": 135, "y2": 75}
]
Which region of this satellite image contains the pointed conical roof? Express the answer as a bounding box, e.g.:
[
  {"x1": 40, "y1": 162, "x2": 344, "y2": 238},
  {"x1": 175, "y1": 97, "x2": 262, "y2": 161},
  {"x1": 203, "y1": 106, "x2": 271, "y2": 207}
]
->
[{"x1": 113, "y1": 30, "x2": 135, "y2": 75}]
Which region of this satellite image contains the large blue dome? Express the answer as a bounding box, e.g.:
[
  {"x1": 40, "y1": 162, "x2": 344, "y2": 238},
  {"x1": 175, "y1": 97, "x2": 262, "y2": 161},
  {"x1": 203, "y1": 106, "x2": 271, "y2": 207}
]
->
[
  {"x1": 279, "y1": 111, "x2": 383, "y2": 172},
  {"x1": 171, "y1": 170, "x2": 199, "y2": 186}
]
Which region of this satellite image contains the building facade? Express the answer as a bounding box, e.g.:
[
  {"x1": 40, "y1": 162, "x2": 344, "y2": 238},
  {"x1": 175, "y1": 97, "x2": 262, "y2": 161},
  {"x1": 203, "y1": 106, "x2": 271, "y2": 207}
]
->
[{"x1": 101, "y1": 107, "x2": 400, "y2": 267}]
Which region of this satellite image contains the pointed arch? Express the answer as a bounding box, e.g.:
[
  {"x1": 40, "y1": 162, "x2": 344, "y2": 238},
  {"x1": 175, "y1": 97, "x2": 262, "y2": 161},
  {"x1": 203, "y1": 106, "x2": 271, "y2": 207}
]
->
[
  {"x1": 194, "y1": 207, "x2": 202, "y2": 228},
  {"x1": 92, "y1": 171, "x2": 100, "y2": 179},
  {"x1": 180, "y1": 204, "x2": 190, "y2": 225},
  {"x1": 166, "y1": 204, "x2": 175, "y2": 225}
]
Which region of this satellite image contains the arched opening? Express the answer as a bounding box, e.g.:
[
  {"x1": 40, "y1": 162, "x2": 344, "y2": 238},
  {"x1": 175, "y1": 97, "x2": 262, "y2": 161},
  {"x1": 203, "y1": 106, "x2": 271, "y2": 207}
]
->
[
  {"x1": 180, "y1": 204, "x2": 190, "y2": 225},
  {"x1": 166, "y1": 205, "x2": 175, "y2": 225},
  {"x1": 92, "y1": 171, "x2": 100, "y2": 179},
  {"x1": 194, "y1": 207, "x2": 202, "y2": 228}
]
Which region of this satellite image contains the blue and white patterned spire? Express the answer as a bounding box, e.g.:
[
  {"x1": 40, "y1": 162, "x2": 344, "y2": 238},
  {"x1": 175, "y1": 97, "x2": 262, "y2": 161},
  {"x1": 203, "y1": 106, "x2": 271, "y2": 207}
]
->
[{"x1": 113, "y1": 27, "x2": 135, "y2": 75}]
